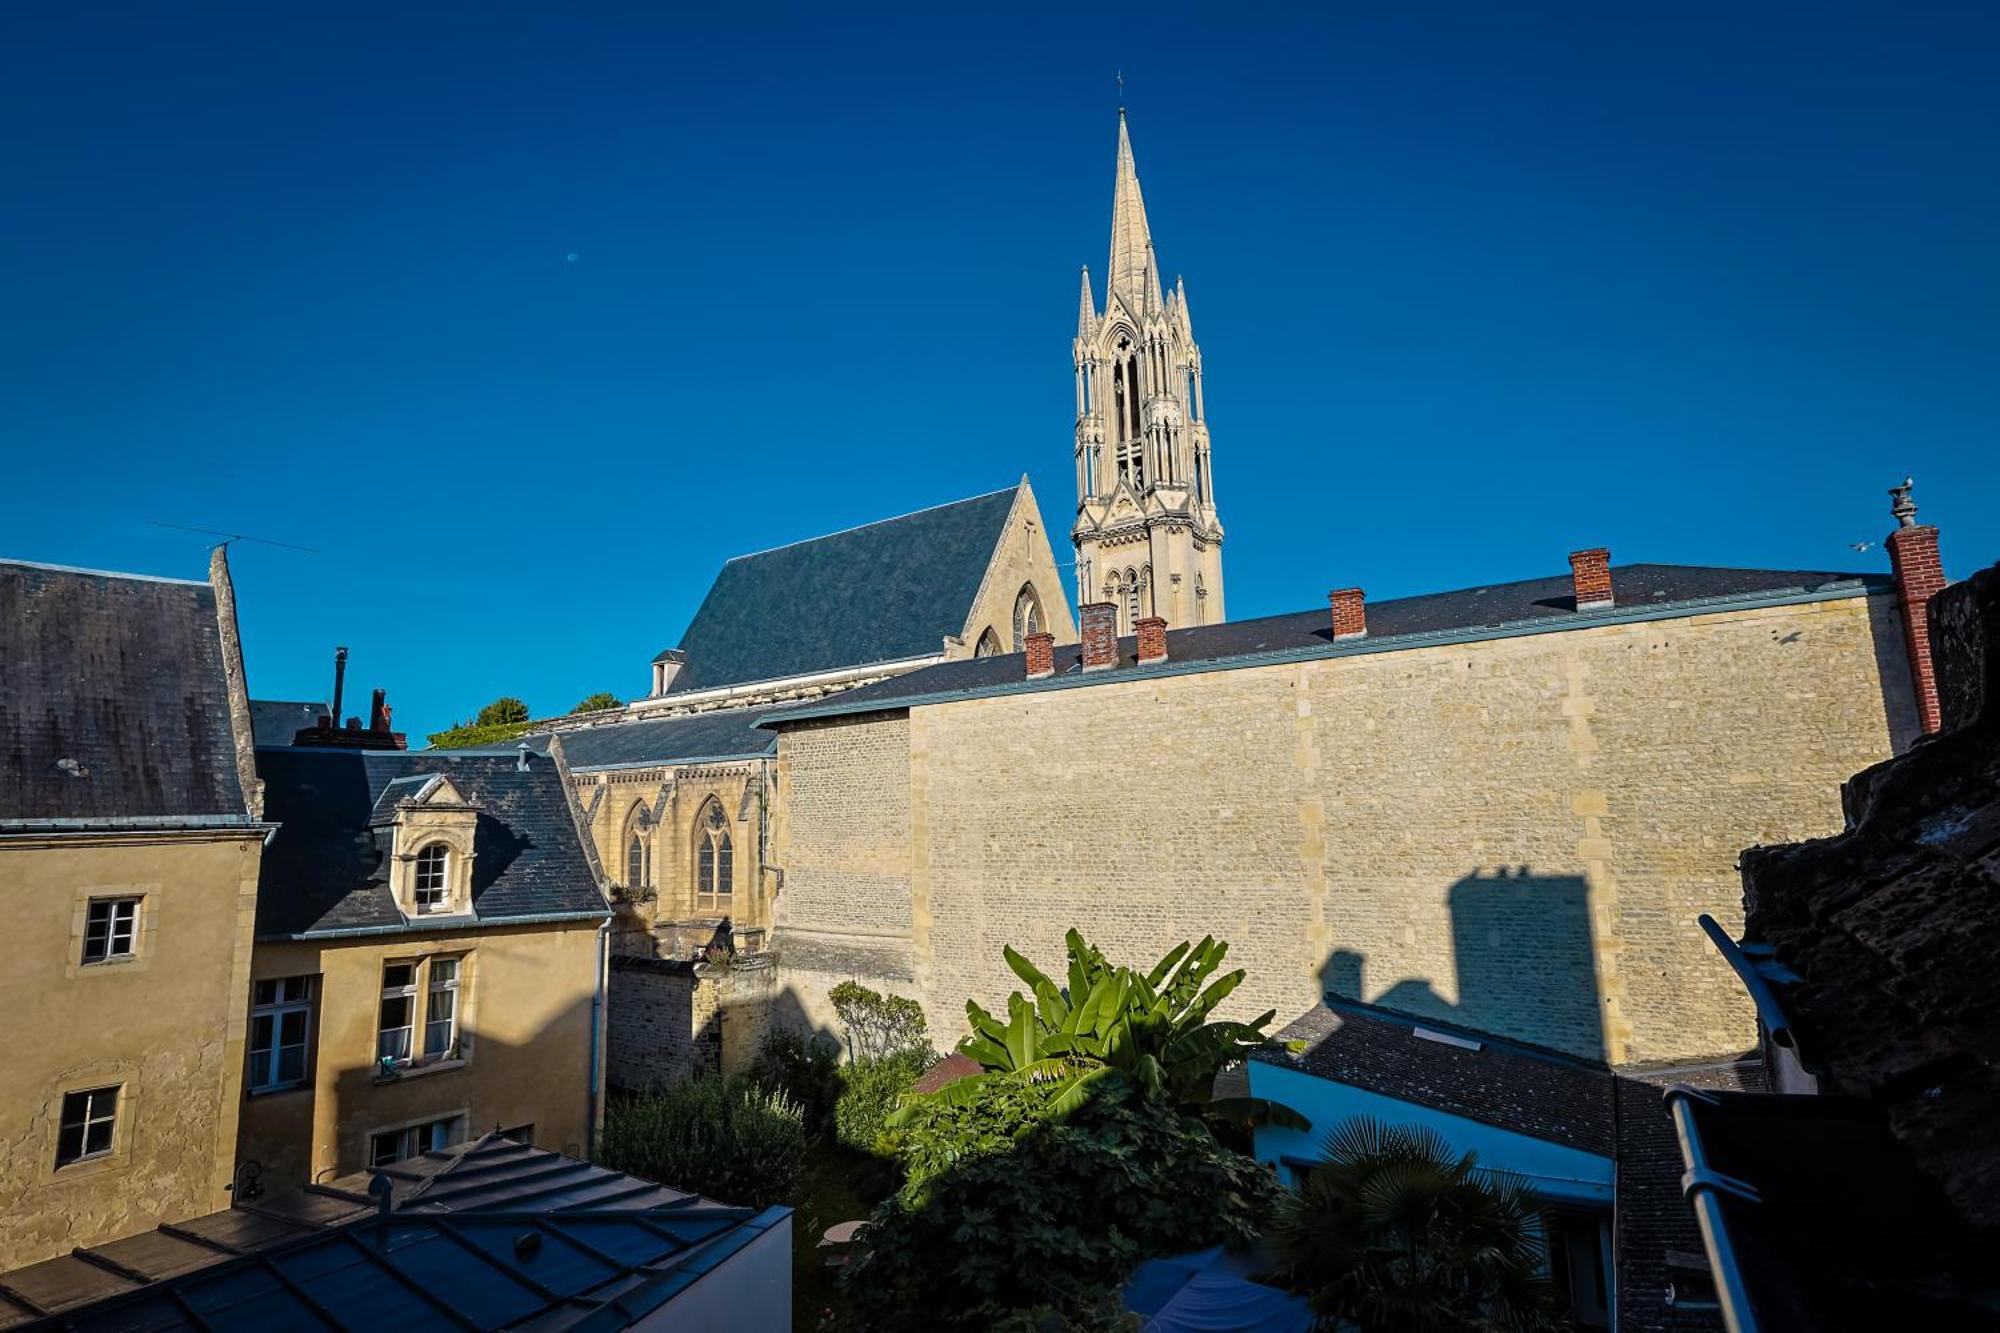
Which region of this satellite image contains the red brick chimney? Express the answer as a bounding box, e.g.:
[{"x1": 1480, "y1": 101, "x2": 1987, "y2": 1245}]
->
[
  {"x1": 1079, "y1": 602, "x2": 1119, "y2": 672},
  {"x1": 1329, "y1": 588, "x2": 1366, "y2": 640},
  {"x1": 1136, "y1": 616, "x2": 1168, "y2": 664},
  {"x1": 1024, "y1": 631, "x2": 1055, "y2": 680},
  {"x1": 1886, "y1": 478, "x2": 1947, "y2": 734},
  {"x1": 1570, "y1": 549, "x2": 1613, "y2": 611}
]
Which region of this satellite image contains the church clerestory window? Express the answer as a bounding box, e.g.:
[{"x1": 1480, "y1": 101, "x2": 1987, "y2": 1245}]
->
[
  {"x1": 623, "y1": 806, "x2": 652, "y2": 894},
  {"x1": 975, "y1": 628, "x2": 1002, "y2": 657},
  {"x1": 695, "y1": 798, "x2": 733, "y2": 910},
  {"x1": 1012, "y1": 586, "x2": 1043, "y2": 653}
]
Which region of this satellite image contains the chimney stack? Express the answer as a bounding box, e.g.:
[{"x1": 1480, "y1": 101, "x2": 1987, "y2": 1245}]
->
[
  {"x1": 331, "y1": 646, "x2": 348, "y2": 727},
  {"x1": 368, "y1": 688, "x2": 392, "y2": 734},
  {"x1": 1569, "y1": 549, "x2": 1613, "y2": 611},
  {"x1": 1329, "y1": 588, "x2": 1366, "y2": 640},
  {"x1": 1025, "y1": 631, "x2": 1056, "y2": 680},
  {"x1": 1885, "y1": 477, "x2": 1947, "y2": 734},
  {"x1": 1136, "y1": 616, "x2": 1168, "y2": 665},
  {"x1": 1079, "y1": 602, "x2": 1119, "y2": 672}
]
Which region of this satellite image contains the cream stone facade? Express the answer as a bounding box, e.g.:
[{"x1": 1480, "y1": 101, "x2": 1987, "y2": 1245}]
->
[
  {"x1": 766, "y1": 587, "x2": 1919, "y2": 1067},
  {"x1": 235, "y1": 921, "x2": 601, "y2": 1186},
  {"x1": 0, "y1": 832, "x2": 262, "y2": 1269},
  {"x1": 1073, "y1": 112, "x2": 1225, "y2": 632},
  {"x1": 574, "y1": 756, "x2": 772, "y2": 954}
]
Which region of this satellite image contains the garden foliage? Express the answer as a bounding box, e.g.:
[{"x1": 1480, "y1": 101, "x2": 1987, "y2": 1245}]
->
[
  {"x1": 596, "y1": 1074, "x2": 806, "y2": 1209},
  {"x1": 750, "y1": 1025, "x2": 843, "y2": 1137},
  {"x1": 828, "y1": 979, "x2": 929, "y2": 1063},
  {"x1": 833, "y1": 1046, "x2": 931, "y2": 1155}
]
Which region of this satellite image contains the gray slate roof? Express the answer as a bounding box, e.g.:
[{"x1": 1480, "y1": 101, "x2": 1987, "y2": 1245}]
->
[
  {"x1": 668, "y1": 484, "x2": 1019, "y2": 693},
  {"x1": 526, "y1": 705, "x2": 776, "y2": 771},
  {"x1": 1, "y1": 560, "x2": 248, "y2": 824},
  {"x1": 0, "y1": 1134, "x2": 785, "y2": 1331},
  {"x1": 253, "y1": 747, "x2": 606, "y2": 937},
  {"x1": 1255, "y1": 997, "x2": 1616, "y2": 1155},
  {"x1": 770, "y1": 563, "x2": 1887, "y2": 722},
  {"x1": 249, "y1": 698, "x2": 328, "y2": 747}
]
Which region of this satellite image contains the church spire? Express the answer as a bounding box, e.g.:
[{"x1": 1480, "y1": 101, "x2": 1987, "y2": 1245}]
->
[
  {"x1": 1077, "y1": 266, "x2": 1097, "y2": 338},
  {"x1": 1108, "y1": 110, "x2": 1163, "y2": 311}
]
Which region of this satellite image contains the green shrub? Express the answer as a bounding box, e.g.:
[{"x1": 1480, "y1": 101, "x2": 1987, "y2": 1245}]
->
[
  {"x1": 597, "y1": 1075, "x2": 806, "y2": 1208},
  {"x1": 845, "y1": 1076, "x2": 1277, "y2": 1331},
  {"x1": 829, "y1": 980, "x2": 929, "y2": 1063},
  {"x1": 750, "y1": 1025, "x2": 842, "y2": 1136},
  {"x1": 834, "y1": 1048, "x2": 932, "y2": 1154}
]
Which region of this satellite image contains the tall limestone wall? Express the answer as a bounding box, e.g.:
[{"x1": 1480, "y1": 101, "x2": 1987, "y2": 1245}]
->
[{"x1": 773, "y1": 593, "x2": 1915, "y2": 1066}]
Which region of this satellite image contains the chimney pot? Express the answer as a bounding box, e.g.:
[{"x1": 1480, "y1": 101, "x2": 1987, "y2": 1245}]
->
[
  {"x1": 1079, "y1": 603, "x2": 1119, "y2": 671},
  {"x1": 369, "y1": 688, "x2": 391, "y2": 733},
  {"x1": 1569, "y1": 549, "x2": 1613, "y2": 611},
  {"x1": 1024, "y1": 631, "x2": 1056, "y2": 679},
  {"x1": 1136, "y1": 616, "x2": 1168, "y2": 664},
  {"x1": 1885, "y1": 478, "x2": 1947, "y2": 733},
  {"x1": 1329, "y1": 588, "x2": 1366, "y2": 640}
]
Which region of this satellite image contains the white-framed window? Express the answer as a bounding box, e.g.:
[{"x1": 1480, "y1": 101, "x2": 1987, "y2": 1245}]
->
[
  {"x1": 424, "y1": 958, "x2": 460, "y2": 1059},
  {"x1": 369, "y1": 1113, "x2": 467, "y2": 1167},
  {"x1": 412, "y1": 844, "x2": 449, "y2": 913},
  {"x1": 56, "y1": 1086, "x2": 119, "y2": 1166},
  {"x1": 82, "y1": 897, "x2": 140, "y2": 964},
  {"x1": 249, "y1": 976, "x2": 314, "y2": 1092},
  {"x1": 378, "y1": 961, "x2": 417, "y2": 1064}
]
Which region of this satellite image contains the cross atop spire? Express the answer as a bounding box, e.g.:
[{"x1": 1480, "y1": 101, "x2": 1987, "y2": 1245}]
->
[{"x1": 1108, "y1": 110, "x2": 1163, "y2": 312}]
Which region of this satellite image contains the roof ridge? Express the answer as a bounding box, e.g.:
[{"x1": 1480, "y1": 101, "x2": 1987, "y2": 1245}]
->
[
  {"x1": 0, "y1": 556, "x2": 208, "y2": 587},
  {"x1": 720, "y1": 484, "x2": 1019, "y2": 564}
]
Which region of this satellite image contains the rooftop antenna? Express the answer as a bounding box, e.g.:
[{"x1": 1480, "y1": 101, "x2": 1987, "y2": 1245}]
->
[{"x1": 145, "y1": 519, "x2": 320, "y2": 555}]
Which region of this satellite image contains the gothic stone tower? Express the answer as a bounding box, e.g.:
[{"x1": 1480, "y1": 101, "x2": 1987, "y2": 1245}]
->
[{"x1": 1072, "y1": 110, "x2": 1224, "y2": 632}]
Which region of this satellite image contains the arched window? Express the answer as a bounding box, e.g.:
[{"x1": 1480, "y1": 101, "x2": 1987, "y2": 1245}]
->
[
  {"x1": 1012, "y1": 586, "x2": 1043, "y2": 652},
  {"x1": 1122, "y1": 568, "x2": 1141, "y2": 628},
  {"x1": 623, "y1": 806, "x2": 652, "y2": 890},
  {"x1": 695, "y1": 798, "x2": 733, "y2": 910},
  {"x1": 974, "y1": 628, "x2": 1002, "y2": 657},
  {"x1": 413, "y1": 844, "x2": 449, "y2": 914}
]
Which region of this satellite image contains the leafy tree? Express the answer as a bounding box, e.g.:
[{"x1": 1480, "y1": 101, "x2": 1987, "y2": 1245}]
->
[
  {"x1": 898, "y1": 929, "x2": 1303, "y2": 1132},
  {"x1": 426, "y1": 695, "x2": 535, "y2": 750},
  {"x1": 847, "y1": 1076, "x2": 1274, "y2": 1331},
  {"x1": 1267, "y1": 1117, "x2": 1567, "y2": 1332},
  {"x1": 834, "y1": 1047, "x2": 932, "y2": 1155},
  {"x1": 750, "y1": 1026, "x2": 842, "y2": 1137},
  {"x1": 596, "y1": 1076, "x2": 806, "y2": 1209},
  {"x1": 476, "y1": 696, "x2": 530, "y2": 725},
  {"x1": 829, "y1": 980, "x2": 929, "y2": 1063},
  {"x1": 572, "y1": 691, "x2": 623, "y2": 713}
]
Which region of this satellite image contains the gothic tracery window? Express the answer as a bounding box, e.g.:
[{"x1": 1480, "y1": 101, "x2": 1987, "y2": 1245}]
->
[
  {"x1": 1012, "y1": 586, "x2": 1043, "y2": 652},
  {"x1": 1122, "y1": 567, "x2": 1140, "y2": 628},
  {"x1": 975, "y1": 628, "x2": 1002, "y2": 657},
  {"x1": 695, "y1": 798, "x2": 733, "y2": 910},
  {"x1": 623, "y1": 806, "x2": 652, "y2": 891}
]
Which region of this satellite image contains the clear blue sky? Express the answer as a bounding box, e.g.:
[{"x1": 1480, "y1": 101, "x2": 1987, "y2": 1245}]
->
[{"x1": 4, "y1": 4, "x2": 1995, "y2": 739}]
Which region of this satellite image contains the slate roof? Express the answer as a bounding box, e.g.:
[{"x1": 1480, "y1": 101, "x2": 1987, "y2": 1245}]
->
[
  {"x1": 667, "y1": 484, "x2": 1020, "y2": 693},
  {"x1": 1, "y1": 559, "x2": 249, "y2": 824},
  {"x1": 0, "y1": 1134, "x2": 788, "y2": 1331},
  {"x1": 249, "y1": 698, "x2": 327, "y2": 747},
  {"x1": 765, "y1": 562, "x2": 1887, "y2": 723},
  {"x1": 524, "y1": 706, "x2": 776, "y2": 772},
  {"x1": 1254, "y1": 997, "x2": 1616, "y2": 1156},
  {"x1": 253, "y1": 746, "x2": 606, "y2": 937}
]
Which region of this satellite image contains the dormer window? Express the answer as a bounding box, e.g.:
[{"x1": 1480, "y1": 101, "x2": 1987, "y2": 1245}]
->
[{"x1": 413, "y1": 844, "x2": 449, "y2": 913}]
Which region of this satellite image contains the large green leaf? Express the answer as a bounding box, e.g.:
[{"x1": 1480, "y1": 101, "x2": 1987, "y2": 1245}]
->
[{"x1": 1145, "y1": 940, "x2": 1191, "y2": 989}]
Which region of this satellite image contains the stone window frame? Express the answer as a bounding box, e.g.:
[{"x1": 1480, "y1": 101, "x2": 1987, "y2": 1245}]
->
[
  {"x1": 623, "y1": 804, "x2": 653, "y2": 892},
  {"x1": 693, "y1": 796, "x2": 734, "y2": 912},
  {"x1": 1012, "y1": 585, "x2": 1044, "y2": 653},
  {"x1": 411, "y1": 843, "x2": 450, "y2": 914},
  {"x1": 367, "y1": 1109, "x2": 470, "y2": 1168},
  {"x1": 41, "y1": 1066, "x2": 143, "y2": 1183},
  {"x1": 65, "y1": 882, "x2": 161, "y2": 980},
  {"x1": 974, "y1": 628, "x2": 1003, "y2": 658},
  {"x1": 375, "y1": 952, "x2": 474, "y2": 1075}
]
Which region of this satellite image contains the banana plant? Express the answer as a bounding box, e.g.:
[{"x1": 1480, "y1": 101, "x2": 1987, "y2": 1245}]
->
[{"x1": 896, "y1": 929, "x2": 1306, "y2": 1130}]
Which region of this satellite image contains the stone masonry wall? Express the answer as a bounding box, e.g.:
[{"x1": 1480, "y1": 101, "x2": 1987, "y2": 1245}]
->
[
  {"x1": 774, "y1": 593, "x2": 1914, "y2": 1066},
  {"x1": 606, "y1": 957, "x2": 717, "y2": 1091}
]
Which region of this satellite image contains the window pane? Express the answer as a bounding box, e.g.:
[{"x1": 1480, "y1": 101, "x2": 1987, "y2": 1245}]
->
[
  {"x1": 277, "y1": 1045, "x2": 305, "y2": 1083},
  {"x1": 57, "y1": 1121, "x2": 84, "y2": 1163},
  {"x1": 379, "y1": 1027, "x2": 411, "y2": 1062},
  {"x1": 84, "y1": 1117, "x2": 113, "y2": 1156},
  {"x1": 383, "y1": 963, "x2": 414, "y2": 990},
  {"x1": 278, "y1": 1009, "x2": 308, "y2": 1043},
  {"x1": 430, "y1": 958, "x2": 458, "y2": 987},
  {"x1": 718, "y1": 840, "x2": 733, "y2": 896},
  {"x1": 251, "y1": 1013, "x2": 274, "y2": 1052},
  {"x1": 254, "y1": 979, "x2": 277, "y2": 1006}
]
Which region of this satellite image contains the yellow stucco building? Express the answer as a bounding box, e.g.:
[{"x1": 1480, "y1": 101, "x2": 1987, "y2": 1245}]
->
[{"x1": 0, "y1": 552, "x2": 266, "y2": 1270}]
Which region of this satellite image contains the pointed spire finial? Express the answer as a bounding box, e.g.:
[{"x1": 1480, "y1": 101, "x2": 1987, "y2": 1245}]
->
[
  {"x1": 1108, "y1": 110, "x2": 1163, "y2": 312},
  {"x1": 1077, "y1": 265, "x2": 1097, "y2": 338}
]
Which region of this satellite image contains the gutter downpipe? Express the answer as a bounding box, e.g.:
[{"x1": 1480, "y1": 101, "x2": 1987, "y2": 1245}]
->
[
  {"x1": 587, "y1": 915, "x2": 611, "y2": 1159},
  {"x1": 1664, "y1": 1085, "x2": 1762, "y2": 1333}
]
